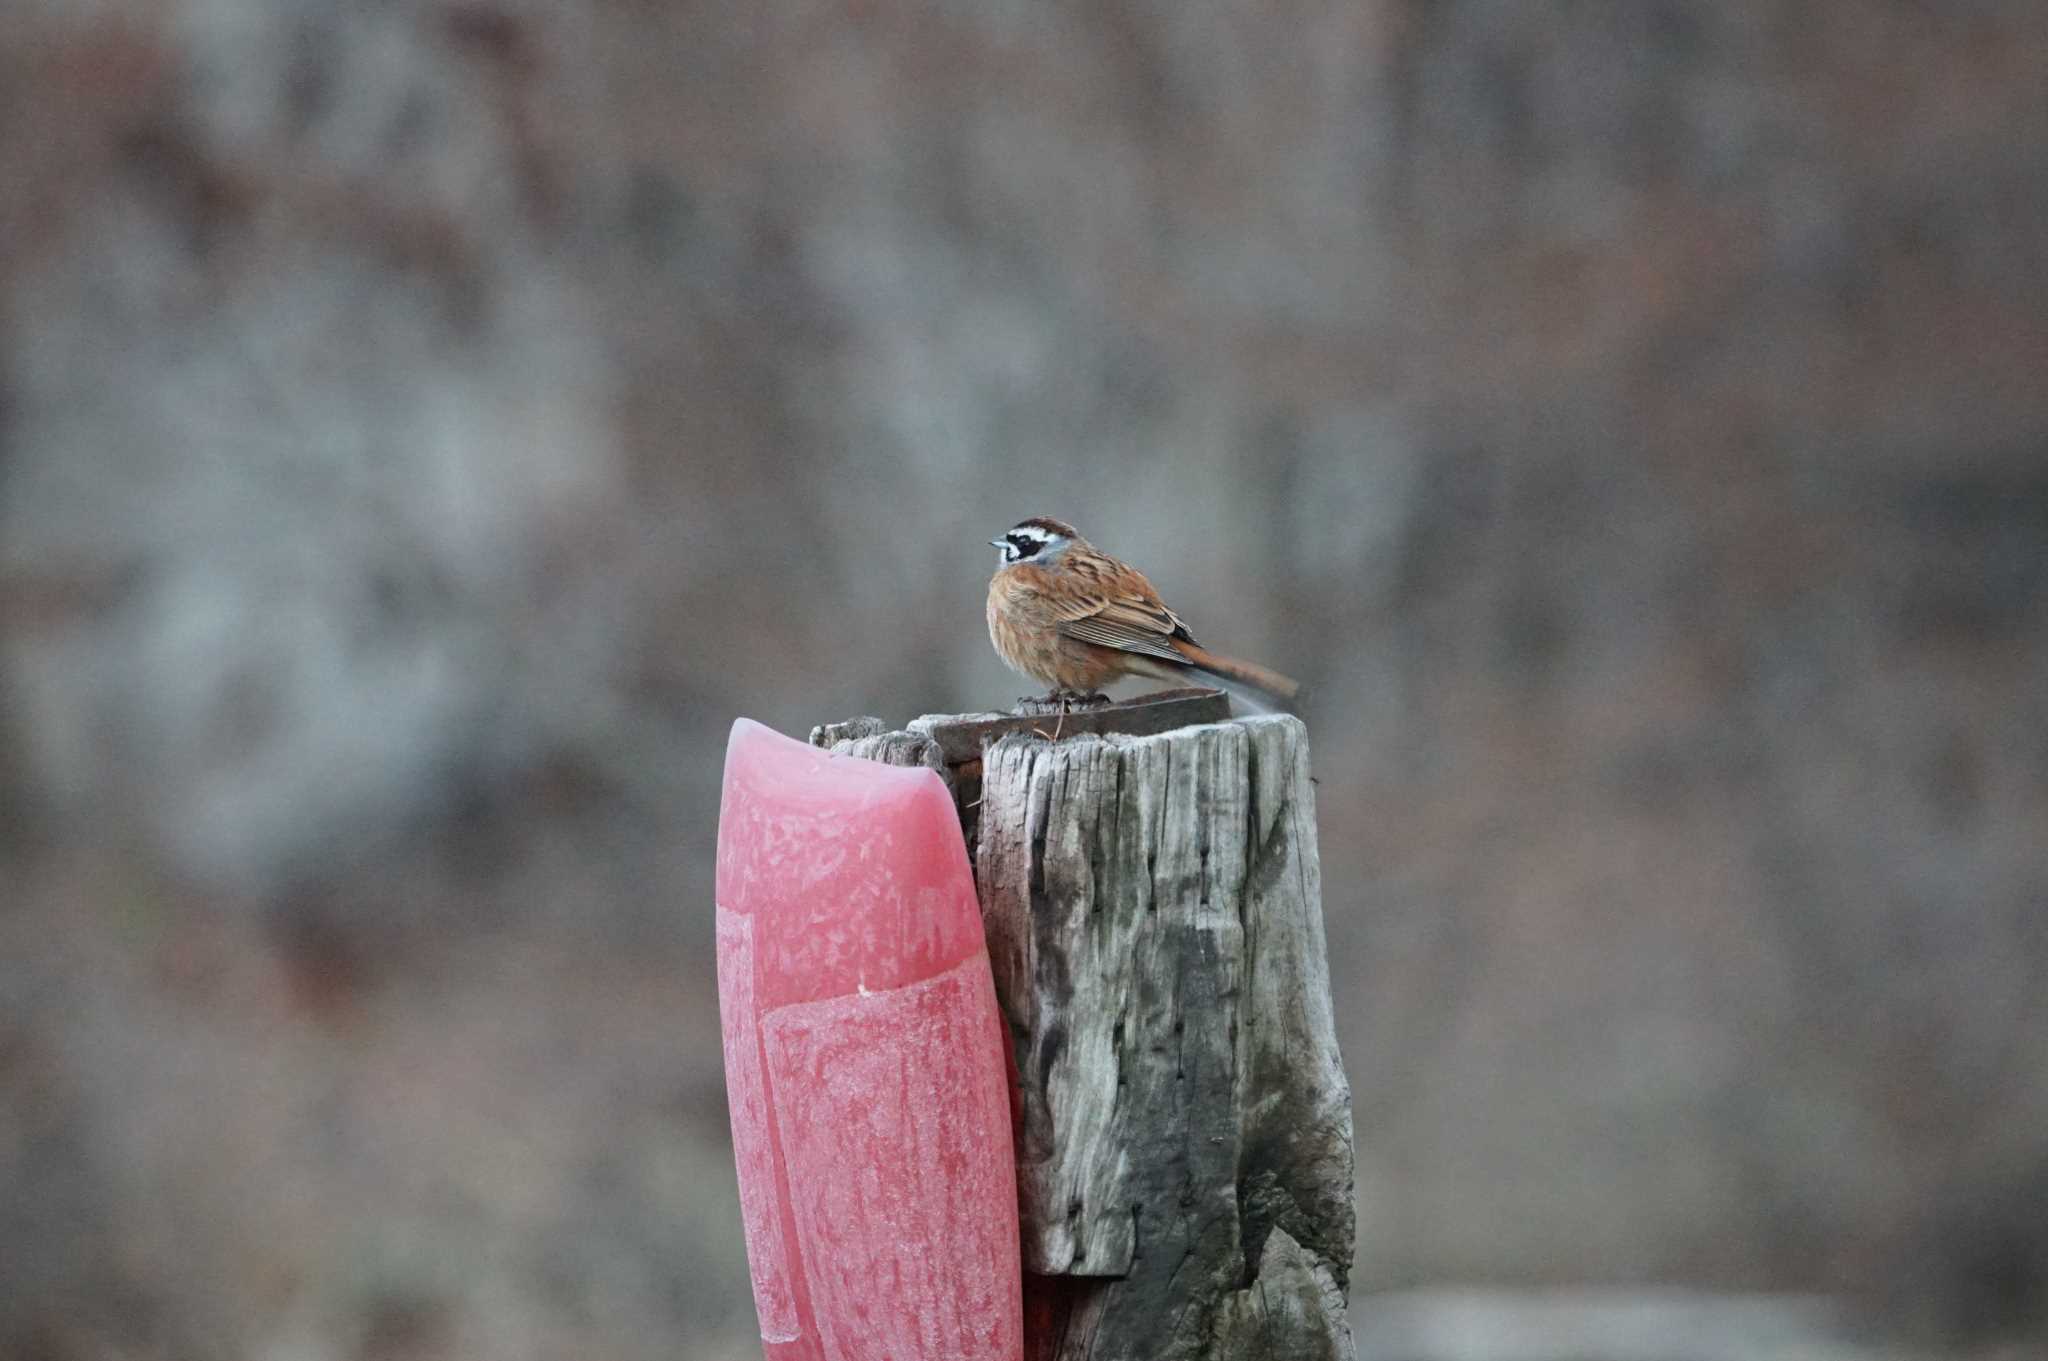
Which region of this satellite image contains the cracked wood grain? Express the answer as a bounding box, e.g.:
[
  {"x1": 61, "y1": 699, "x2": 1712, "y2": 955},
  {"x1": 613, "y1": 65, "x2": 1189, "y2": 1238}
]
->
[{"x1": 812, "y1": 703, "x2": 1354, "y2": 1360}]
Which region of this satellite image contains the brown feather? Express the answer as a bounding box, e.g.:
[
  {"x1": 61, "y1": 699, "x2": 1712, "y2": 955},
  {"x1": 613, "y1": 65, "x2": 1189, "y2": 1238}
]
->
[{"x1": 1169, "y1": 641, "x2": 1301, "y2": 705}]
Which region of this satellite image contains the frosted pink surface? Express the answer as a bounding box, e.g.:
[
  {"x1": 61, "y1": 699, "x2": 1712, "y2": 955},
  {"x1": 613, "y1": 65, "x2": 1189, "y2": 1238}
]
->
[
  {"x1": 716, "y1": 719, "x2": 985, "y2": 1010},
  {"x1": 763, "y1": 952, "x2": 1022, "y2": 1361},
  {"x1": 716, "y1": 909, "x2": 802, "y2": 1343},
  {"x1": 714, "y1": 718, "x2": 1021, "y2": 1361}
]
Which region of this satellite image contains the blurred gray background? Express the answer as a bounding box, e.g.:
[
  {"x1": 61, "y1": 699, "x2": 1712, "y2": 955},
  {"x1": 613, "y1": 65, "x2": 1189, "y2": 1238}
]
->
[{"x1": 3, "y1": 3, "x2": 2046, "y2": 1359}]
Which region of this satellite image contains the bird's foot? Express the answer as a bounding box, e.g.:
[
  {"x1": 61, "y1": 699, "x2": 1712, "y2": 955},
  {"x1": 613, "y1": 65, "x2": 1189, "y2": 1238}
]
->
[{"x1": 1034, "y1": 692, "x2": 1077, "y2": 741}]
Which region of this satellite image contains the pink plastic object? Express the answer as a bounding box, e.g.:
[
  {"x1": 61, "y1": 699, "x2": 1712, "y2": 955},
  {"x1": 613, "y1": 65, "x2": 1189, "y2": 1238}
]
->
[{"x1": 715, "y1": 718, "x2": 1022, "y2": 1361}]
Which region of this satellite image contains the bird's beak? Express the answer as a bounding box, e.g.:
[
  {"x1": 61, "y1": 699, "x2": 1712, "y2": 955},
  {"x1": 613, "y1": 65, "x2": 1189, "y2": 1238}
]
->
[{"x1": 989, "y1": 539, "x2": 1005, "y2": 549}]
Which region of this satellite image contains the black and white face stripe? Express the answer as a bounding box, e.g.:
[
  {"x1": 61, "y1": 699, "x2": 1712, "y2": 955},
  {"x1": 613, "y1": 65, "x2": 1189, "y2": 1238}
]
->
[{"x1": 990, "y1": 523, "x2": 1064, "y2": 564}]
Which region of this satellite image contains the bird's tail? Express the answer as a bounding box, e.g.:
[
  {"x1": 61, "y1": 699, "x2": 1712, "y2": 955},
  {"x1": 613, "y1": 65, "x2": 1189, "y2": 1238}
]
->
[{"x1": 1171, "y1": 642, "x2": 1302, "y2": 712}]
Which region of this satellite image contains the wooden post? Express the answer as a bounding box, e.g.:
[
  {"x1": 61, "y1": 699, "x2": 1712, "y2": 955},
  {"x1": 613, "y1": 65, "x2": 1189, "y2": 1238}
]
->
[{"x1": 810, "y1": 693, "x2": 1355, "y2": 1360}]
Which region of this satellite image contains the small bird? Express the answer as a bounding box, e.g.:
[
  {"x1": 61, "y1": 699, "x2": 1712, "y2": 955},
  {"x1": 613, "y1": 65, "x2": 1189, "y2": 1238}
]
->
[{"x1": 986, "y1": 516, "x2": 1301, "y2": 713}]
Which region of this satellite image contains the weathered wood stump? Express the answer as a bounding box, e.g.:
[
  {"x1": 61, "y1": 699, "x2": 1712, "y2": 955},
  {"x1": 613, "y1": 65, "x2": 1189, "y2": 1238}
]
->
[{"x1": 810, "y1": 692, "x2": 1355, "y2": 1360}]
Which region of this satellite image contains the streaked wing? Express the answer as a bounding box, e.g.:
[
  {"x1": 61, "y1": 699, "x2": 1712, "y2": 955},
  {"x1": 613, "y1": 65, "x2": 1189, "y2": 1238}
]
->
[{"x1": 1054, "y1": 592, "x2": 1197, "y2": 663}]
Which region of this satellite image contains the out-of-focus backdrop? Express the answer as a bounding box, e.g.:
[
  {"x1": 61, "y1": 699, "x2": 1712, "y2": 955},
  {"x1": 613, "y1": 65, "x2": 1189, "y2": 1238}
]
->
[{"x1": 3, "y1": 4, "x2": 2046, "y2": 1359}]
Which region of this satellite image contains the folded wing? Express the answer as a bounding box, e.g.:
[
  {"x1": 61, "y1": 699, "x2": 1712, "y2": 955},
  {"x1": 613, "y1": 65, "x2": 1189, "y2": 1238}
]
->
[{"x1": 1053, "y1": 591, "x2": 1197, "y2": 664}]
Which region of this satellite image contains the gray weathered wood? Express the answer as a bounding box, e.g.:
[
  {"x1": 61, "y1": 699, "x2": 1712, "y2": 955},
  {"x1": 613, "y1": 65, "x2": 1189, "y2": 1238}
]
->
[
  {"x1": 905, "y1": 687, "x2": 1230, "y2": 765},
  {"x1": 807, "y1": 716, "x2": 952, "y2": 791},
  {"x1": 807, "y1": 715, "x2": 889, "y2": 747},
  {"x1": 811, "y1": 700, "x2": 1354, "y2": 1360}
]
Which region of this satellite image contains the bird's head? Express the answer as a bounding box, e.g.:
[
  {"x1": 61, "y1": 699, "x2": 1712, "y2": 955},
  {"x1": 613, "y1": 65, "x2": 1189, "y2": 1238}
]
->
[{"x1": 990, "y1": 516, "x2": 1081, "y2": 566}]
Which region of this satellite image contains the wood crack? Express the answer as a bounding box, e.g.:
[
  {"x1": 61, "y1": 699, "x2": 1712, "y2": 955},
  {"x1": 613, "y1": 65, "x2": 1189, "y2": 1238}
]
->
[{"x1": 815, "y1": 706, "x2": 1352, "y2": 1358}]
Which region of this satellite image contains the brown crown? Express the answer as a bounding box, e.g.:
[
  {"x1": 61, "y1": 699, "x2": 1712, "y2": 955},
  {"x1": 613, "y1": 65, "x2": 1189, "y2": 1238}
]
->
[{"x1": 1012, "y1": 516, "x2": 1081, "y2": 538}]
